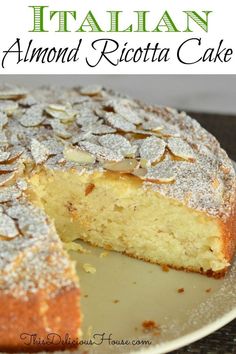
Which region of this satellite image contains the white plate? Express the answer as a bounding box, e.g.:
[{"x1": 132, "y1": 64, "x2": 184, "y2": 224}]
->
[{"x1": 67, "y1": 161, "x2": 236, "y2": 354}]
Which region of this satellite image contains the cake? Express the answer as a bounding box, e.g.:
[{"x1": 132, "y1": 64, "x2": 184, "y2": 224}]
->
[{"x1": 0, "y1": 83, "x2": 235, "y2": 352}]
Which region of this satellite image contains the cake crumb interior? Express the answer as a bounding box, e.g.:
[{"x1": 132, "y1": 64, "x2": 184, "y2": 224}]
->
[{"x1": 28, "y1": 168, "x2": 229, "y2": 273}]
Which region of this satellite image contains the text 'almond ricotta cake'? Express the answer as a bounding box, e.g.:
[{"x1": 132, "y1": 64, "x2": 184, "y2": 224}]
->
[{"x1": 0, "y1": 83, "x2": 235, "y2": 352}]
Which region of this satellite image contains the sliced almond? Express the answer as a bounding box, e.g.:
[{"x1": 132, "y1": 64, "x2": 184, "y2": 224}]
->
[
  {"x1": 139, "y1": 136, "x2": 166, "y2": 167},
  {"x1": 81, "y1": 123, "x2": 115, "y2": 135},
  {"x1": 45, "y1": 105, "x2": 77, "y2": 123},
  {"x1": 64, "y1": 146, "x2": 95, "y2": 164},
  {"x1": 30, "y1": 139, "x2": 50, "y2": 165},
  {"x1": 143, "y1": 161, "x2": 176, "y2": 183},
  {"x1": 103, "y1": 159, "x2": 138, "y2": 173},
  {"x1": 0, "y1": 132, "x2": 8, "y2": 146},
  {"x1": 98, "y1": 134, "x2": 135, "y2": 157},
  {"x1": 142, "y1": 120, "x2": 164, "y2": 132},
  {"x1": 7, "y1": 147, "x2": 24, "y2": 163},
  {"x1": 51, "y1": 120, "x2": 72, "y2": 139},
  {"x1": 80, "y1": 85, "x2": 102, "y2": 96},
  {"x1": 0, "y1": 212, "x2": 19, "y2": 239},
  {"x1": 0, "y1": 151, "x2": 11, "y2": 163},
  {"x1": 0, "y1": 112, "x2": 8, "y2": 129},
  {"x1": 0, "y1": 163, "x2": 18, "y2": 173},
  {"x1": 105, "y1": 113, "x2": 136, "y2": 132},
  {"x1": 0, "y1": 84, "x2": 27, "y2": 100},
  {"x1": 160, "y1": 128, "x2": 180, "y2": 138},
  {"x1": 168, "y1": 137, "x2": 195, "y2": 161},
  {"x1": 132, "y1": 167, "x2": 147, "y2": 178},
  {"x1": 0, "y1": 172, "x2": 16, "y2": 187},
  {"x1": 47, "y1": 103, "x2": 67, "y2": 111},
  {"x1": 0, "y1": 101, "x2": 18, "y2": 115},
  {"x1": 0, "y1": 185, "x2": 22, "y2": 203},
  {"x1": 19, "y1": 105, "x2": 45, "y2": 127},
  {"x1": 113, "y1": 104, "x2": 143, "y2": 125},
  {"x1": 79, "y1": 141, "x2": 123, "y2": 162}
]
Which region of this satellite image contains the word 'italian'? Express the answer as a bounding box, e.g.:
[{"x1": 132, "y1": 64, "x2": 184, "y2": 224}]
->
[{"x1": 29, "y1": 7, "x2": 212, "y2": 33}]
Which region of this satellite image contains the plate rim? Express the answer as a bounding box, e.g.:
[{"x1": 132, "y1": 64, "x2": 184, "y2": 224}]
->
[{"x1": 129, "y1": 307, "x2": 236, "y2": 354}]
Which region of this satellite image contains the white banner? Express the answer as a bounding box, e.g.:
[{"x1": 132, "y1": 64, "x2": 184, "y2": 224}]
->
[{"x1": 0, "y1": 0, "x2": 235, "y2": 74}]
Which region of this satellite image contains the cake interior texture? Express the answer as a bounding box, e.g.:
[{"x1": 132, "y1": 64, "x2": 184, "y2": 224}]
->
[{"x1": 29, "y1": 168, "x2": 229, "y2": 275}]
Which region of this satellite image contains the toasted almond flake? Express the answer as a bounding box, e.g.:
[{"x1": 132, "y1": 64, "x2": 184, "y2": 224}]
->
[
  {"x1": 30, "y1": 139, "x2": 50, "y2": 165},
  {"x1": 83, "y1": 263, "x2": 96, "y2": 274},
  {"x1": 0, "y1": 185, "x2": 22, "y2": 203},
  {"x1": 0, "y1": 172, "x2": 16, "y2": 187},
  {"x1": 19, "y1": 95, "x2": 37, "y2": 107},
  {"x1": 0, "y1": 112, "x2": 8, "y2": 130},
  {"x1": 139, "y1": 136, "x2": 166, "y2": 167},
  {"x1": 114, "y1": 104, "x2": 143, "y2": 125},
  {"x1": 47, "y1": 104, "x2": 67, "y2": 111},
  {"x1": 0, "y1": 213, "x2": 19, "y2": 238},
  {"x1": 42, "y1": 139, "x2": 63, "y2": 156},
  {"x1": 144, "y1": 160, "x2": 176, "y2": 183},
  {"x1": 81, "y1": 124, "x2": 116, "y2": 135},
  {"x1": 142, "y1": 120, "x2": 164, "y2": 132},
  {"x1": 79, "y1": 141, "x2": 123, "y2": 162},
  {"x1": 50, "y1": 120, "x2": 72, "y2": 139},
  {"x1": 160, "y1": 128, "x2": 180, "y2": 138},
  {"x1": 98, "y1": 134, "x2": 135, "y2": 158},
  {"x1": 103, "y1": 159, "x2": 138, "y2": 173},
  {"x1": 0, "y1": 101, "x2": 18, "y2": 115},
  {"x1": 19, "y1": 105, "x2": 45, "y2": 127},
  {"x1": 0, "y1": 84, "x2": 27, "y2": 100},
  {"x1": 80, "y1": 85, "x2": 102, "y2": 96},
  {"x1": 132, "y1": 167, "x2": 147, "y2": 177},
  {"x1": 168, "y1": 137, "x2": 195, "y2": 161},
  {"x1": 0, "y1": 151, "x2": 11, "y2": 163},
  {"x1": 45, "y1": 106, "x2": 77, "y2": 123},
  {"x1": 105, "y1": 113, "x2": 136, "y2": 132},
  {"x1": 105, "y1": 133, "x2": 126, "y2": 148},
  {"x1": 8, "y1": 147, "x2": 24, "y2": 163},
  {"x1": 0, "y1": 132, "x2": 8, "y2": 145},
  {"x1": 63, "y1": 146, "x2": 95, "y2": 164},
  {"x1": 76, "y1": 112, "x2": 99, "y2": 127},
  {"x1": 130, "y1": 129, "x2": 161, "y2": 137},
  {"x1": 72, "y1": 132, "x2": 97, "y2": 145},
  {"x1": 0, "y1": 163, "x2": 18, "y2": 173}
]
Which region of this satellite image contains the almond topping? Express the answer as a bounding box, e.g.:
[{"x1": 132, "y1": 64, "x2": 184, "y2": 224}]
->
[
  {"x1": 63, "y1": 146, "x2": 95, "y2": 164},
  {"x1": 103, "y1": 159, "x2": 138, "y2": 173}
]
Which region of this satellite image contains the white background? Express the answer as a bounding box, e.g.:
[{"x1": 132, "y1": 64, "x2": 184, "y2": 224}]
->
[{"x1": 0, "y1": 0, "x2": 236, "y2": 74}]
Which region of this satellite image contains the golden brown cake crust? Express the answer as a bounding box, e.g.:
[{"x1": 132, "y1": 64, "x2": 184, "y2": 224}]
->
[
  {"x1": 0, "y1": 287, "x2": 81, "y2": 352},
  {"x1": 221, "y1": 194, "x2": 236, "y2": 263}
]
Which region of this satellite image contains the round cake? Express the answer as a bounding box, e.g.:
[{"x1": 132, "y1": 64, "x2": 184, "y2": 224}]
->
[{"x1": 0, "y1": 83, "x2": 235, "y2": 352}]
